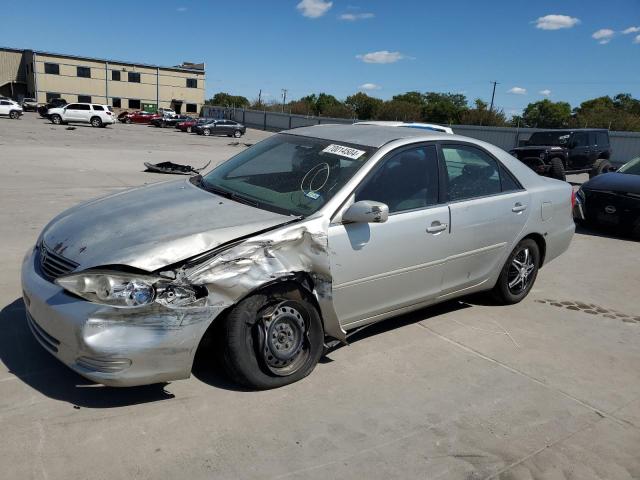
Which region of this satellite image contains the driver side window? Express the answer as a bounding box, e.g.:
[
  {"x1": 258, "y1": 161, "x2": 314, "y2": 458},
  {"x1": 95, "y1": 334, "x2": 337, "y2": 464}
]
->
[{"x1": 355, "y1": 145, "x2": 439, "y2": 214}]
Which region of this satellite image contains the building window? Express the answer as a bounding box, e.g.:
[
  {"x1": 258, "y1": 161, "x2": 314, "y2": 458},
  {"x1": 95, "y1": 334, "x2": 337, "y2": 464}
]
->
[
  {"x1": 186, "y1": 78, "x2": 197, "y2": 88},
  {"x1": 128, "y1": 99, "x2": 141, "y2": 109},
  {"x1": 46, "y1": 92, "x2": 61, "y2": 102},
  {"x1": 78, "y1": 95, "x2": 92, "y2": 103},
  {"x1": 186, "y1": 103, "x2": 197, "y2": 113},
  {"x1": 128, "y1": 72, "x2": 141, "y2": 83},
  {"x1": 112, "y1": 98, "x2": 121, "y2": 108},
  {"x1": 112, "y1": 70, "x2": 121, "y2": 81},
  {"x1": 77, "y1": 66, "x2": 91, "y2": 78},
  {"x1": 44, "y1": 63, "x2": 59, "y2": 75}
]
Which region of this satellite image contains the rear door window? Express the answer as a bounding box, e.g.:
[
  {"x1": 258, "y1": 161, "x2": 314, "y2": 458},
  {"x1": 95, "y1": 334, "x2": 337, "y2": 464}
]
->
[{"x1": 92, "y1": 105, "x2": 104, "y2": 111}]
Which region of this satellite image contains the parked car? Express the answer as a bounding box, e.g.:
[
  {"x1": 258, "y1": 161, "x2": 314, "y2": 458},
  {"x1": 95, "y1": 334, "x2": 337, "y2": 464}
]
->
[
  {"x1": 0, "y1": 99, "x2": 23, "y2": 119},
  {"x1": 157, "y1": 108, "x2": 176, "y2": 117},
  {"x1": 22, "y1": 125, "x2": 574, "y2": 389},
  {"x1": 176, "y1": 118, "x2": 210, "y2": 133},
  {"x1": 574, "y1": 157, "x2": 640, "y2": 236},
  {"x1": 355, "y1": 121, "x2": 454, "y2": 134},
  {"x1": 510, "y1": 129, "x2": 612, "y2": 181},
  {"x1": 38, "y1": 98, "x2": 67, "y2": 118},
  {"x1": 21, "y1": 98, "x2": 38, "y2": 111},
  {"x1": 48, "y1": 103, "x2": 115, "y2": 127},
  {"x1": 194, "y1": 119, "x2": 246, "y2": 137},
  {"x1": 150, "y1": 115, "x2": 193, "y2": 128},
  {"x1": 119, "y1": 111, "x2": 161, "y2": 124}
]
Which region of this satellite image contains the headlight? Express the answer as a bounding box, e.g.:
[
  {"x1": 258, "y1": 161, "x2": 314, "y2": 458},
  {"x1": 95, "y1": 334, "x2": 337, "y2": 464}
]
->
[{"x1": 55, "y1": 271, "x2": 204, "y2": 308}]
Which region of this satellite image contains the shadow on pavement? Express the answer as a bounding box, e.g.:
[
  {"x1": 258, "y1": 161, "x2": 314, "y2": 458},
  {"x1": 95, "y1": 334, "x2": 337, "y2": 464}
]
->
[{"x1": 0, "y1": 298, "x2": 175, "y2": 408}]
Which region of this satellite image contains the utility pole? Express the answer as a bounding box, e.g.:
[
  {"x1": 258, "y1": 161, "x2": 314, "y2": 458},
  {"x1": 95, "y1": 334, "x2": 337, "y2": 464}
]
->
[
  {"x1": 281, "y1": 89, "x2": 288, "y2": 113},
  {"x1": 489, "y1": 81, "x2": 499, "y2": 112},
  {"x1": 258, "y1": 89, "x2": 262, "y2": 106}
]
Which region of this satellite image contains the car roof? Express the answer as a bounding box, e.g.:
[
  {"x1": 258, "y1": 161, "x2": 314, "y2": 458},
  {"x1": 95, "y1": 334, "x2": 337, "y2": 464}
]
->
[{"x1": 283, "y1": 124, "x2": 447, "y2": 148}]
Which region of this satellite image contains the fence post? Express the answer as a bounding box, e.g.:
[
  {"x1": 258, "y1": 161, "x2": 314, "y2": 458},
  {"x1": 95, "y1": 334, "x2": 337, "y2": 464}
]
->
[
  {"x1": 263, "y1": 111, "x2": 267, "y2": 131},
  {"x1": 243, "y1": 108, "x2": 246, "y2": 124},
  {"x1": 289, "y1": 114, "x2": 292, "y2": 130}
]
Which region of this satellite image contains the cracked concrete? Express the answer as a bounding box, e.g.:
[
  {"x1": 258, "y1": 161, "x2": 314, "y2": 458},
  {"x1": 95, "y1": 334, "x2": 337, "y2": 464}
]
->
[{"x1": 1, "y1": 114, "x2": 639, "y2": 479}]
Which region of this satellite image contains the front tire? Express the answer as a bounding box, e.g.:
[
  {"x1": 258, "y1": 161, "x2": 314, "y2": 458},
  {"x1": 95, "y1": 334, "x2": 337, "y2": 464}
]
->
[
  {"x1": 492, "y1": 239, "x2": 540, "y2": 305},
  {"x1": 589, "y1": 158, "x2": 613, "y2": 179},
  {"x1": 9, "y1": 110, "x2": 20, "y2": 119},
  {"x1": 549, "y1": 157, "x2": 566, "y2": 181},
  {"x1": 186, "y1": 126, "x2": 192, "y2": 133},
  {"x1": 221, "y1": 284, "x2": 324, "y2": 389},
  {"x1": 233, "y1": 130, "x2": 242, "y2": 138},
  {"x1": 51, "y1": 114, "x2": 62, "y2": 125},
  {"x1": 203, "y1": 128, "x2": 211, "y2": 136}
]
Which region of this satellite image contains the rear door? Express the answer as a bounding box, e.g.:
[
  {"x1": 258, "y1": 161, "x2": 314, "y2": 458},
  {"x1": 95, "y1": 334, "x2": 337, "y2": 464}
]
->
[
  {"x1": 329, "y1": 144, "x2": 450, "y2": 326},
  {"x1": 439, "y1": 143, "x2": 530, "y2": 295},
  {"x1": 568, "y1": 132, "x2": 590, "y2": 170}
]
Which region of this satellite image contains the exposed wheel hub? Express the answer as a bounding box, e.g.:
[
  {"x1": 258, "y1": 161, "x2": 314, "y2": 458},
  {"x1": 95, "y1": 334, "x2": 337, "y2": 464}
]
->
[{"x1": 260, "y1": 302, "x2": 308, "y2": 375}]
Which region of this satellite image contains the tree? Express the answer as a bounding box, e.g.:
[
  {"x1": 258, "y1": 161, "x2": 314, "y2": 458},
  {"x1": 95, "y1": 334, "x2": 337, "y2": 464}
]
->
[
  {"x1": 460, "y1": 98, "x2": 508, "y2": 126},
  {"x1": 422, "y1": 92, "x2": 468, "y2": 124},
  {"x1": 345, "y1": 92, "x2": 383, "y2": 120},
  {"x1": 522, "y1": 99, "x2": 572, "y2": 128},
  {"x1": 206, "y1": 92, "x2": 249, "y2": 108},
  {"x1": 391, "y1": 91, "x2": 426, "y2": 107},
  {"x1": 572, "y1": 94, "x2": 640, "y2": 131},
  {"x1": 377, "y1": 100, "x2": 422, "y2": 121}
]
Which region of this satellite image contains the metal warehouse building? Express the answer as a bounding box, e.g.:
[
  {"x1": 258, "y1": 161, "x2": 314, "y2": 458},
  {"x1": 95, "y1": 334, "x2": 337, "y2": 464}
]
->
[{"x1": 0, "y1": 47, "x2": 205, "y2": 114}]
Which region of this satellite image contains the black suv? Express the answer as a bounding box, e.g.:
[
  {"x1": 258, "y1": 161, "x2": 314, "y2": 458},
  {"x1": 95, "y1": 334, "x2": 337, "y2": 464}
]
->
[
  {"x1": 510, "y1": 129, "x2": 612, "y2": 181},
  {"x1": 37, "y1": 98, "x2": 68, "y2": 118}
]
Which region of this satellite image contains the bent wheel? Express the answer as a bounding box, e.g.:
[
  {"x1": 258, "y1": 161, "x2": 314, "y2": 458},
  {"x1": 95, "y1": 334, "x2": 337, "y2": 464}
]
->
[{"x1": 221, "y1": 286, "x2": 324, "y2": 389}]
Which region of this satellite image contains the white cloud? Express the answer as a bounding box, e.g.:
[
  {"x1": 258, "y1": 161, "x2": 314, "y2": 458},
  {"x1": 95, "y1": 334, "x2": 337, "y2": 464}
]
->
[
  {"x1": 592, "y1": 28, "x2": 615, "y2": 44},
  {"x1": 358, "y1": 83, "x2": 381, "y2": 90},
  {"x1": 508, "y1": 87, "x2": 527, "y2": 95},
  {"x1": 622, "y1": 26, "x2": 640, "y2": 34},
  {"x1": 339, "y1": 12, "x2": 374, "y2": 21},
  {"x1": 533, "y1": 14, "x2": 580, "y2": 30},
  {"x1": 356, "y1": 50, "x2": 405, "y2": 64},
  {"x1": 634, "y1": 35, "x2": 640, "y2": 44},
  {"x1": 296, "y1": 0, "x2": 332, "y2": 18},
  {"x1": 539, "y1": 89, "x2": 551, "y2": 96},
  {"x1": 176, "y1": 6, "x2": 187, "y2": 12}
]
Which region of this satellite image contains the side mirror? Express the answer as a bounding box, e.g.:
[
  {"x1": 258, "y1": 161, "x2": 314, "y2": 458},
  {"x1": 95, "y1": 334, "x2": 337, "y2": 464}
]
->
[{"x1": 342, "y1": 200, "x2": 389, "y2": 224}]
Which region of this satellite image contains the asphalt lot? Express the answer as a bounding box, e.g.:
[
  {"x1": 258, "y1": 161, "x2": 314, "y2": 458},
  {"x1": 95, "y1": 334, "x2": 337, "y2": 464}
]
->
[{"x1": 1, "y1": 113, "x2": 639, "y2": 480}]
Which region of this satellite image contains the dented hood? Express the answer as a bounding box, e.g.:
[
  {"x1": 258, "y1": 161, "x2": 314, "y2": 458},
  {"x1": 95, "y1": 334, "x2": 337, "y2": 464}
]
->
[{"x1": 42, "y1": 179, "x2": 293, "y2": 271}]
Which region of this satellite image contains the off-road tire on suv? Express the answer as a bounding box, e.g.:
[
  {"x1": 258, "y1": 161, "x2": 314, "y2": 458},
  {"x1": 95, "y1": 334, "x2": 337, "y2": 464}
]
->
[
  {"x1": 589, "y1": 158, "x2": 613, "y2": 179},
  {"x1": 50, "y1": 114, "x2": 62, "y2": 125},
  {"x1": 221, "y1": 284, "x2": 324, "y2": 389},
  {"x1": 9, "y1": 110, "x2": 20, "y2": 120},
  {"x1": 492, "y1": 238, "x2": 540, "y2": 305},
  {"x1": 90, "y1": 116, "x2": 102, "y2": 128},
  {"x1": 549, "y1": 157, "x2": 566, "y2": 181}
]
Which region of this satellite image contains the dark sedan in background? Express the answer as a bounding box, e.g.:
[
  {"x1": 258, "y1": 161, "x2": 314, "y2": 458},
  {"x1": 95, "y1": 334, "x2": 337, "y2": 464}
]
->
[
  {"x1": 150, "y1": 115, "x2": 193, "y2": 128},
  {"x1": 193, "y1": 119, "x2": 246, "y2": 137},
  {"x1": 575, "y1": 157, "x2": 640, "y2": 237},
  {"x1": 37, "y1": 98, "x2": 67, "y2": 117}
]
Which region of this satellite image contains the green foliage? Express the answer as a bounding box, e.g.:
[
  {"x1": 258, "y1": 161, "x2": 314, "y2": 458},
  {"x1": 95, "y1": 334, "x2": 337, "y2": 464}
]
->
[
  {"x1": 572, "y1": 94, "x2": 640, "y2": 131},
  {"x1": 422, "y1": 92, "x2": 468, "y2": 124},
  {"x1": 345, "y1": 92, "x2": 383, "y2": 120},
  {"x1": 522, "y1": 99, "x2": 572, "y2": 128},
  {"x1": 460, "y1": 98, "x2": 508, "y2": 126},
  {"x1": 207, "y1": 92, "x2": 249, "y2": 108},
  {"x1": 377, "y1": 100, "x2": 422, "y2": 121}
]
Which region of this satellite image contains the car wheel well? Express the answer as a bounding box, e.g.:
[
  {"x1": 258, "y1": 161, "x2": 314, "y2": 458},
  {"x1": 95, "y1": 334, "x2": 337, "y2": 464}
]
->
[
  {"x1": 522, "y1": 232, "x2": 546, "y2": 267},
  {"x1": 192, "y1": 275, "x2": 321, "y2": 370}
]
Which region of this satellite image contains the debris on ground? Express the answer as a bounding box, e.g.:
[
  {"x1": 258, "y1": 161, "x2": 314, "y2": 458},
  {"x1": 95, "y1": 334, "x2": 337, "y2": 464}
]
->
[
  {"x1": 143, "y1": 160, "x2": 211, "y2": 175},
  {"x1": 65, "y1": 127, "x2": 76, "y2": 130}
]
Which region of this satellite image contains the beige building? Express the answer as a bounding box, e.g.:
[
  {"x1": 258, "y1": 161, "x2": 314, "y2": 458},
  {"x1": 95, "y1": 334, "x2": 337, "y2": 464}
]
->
[{"x1": 1, "y1": 47, "x2": 205, "y2": 114}]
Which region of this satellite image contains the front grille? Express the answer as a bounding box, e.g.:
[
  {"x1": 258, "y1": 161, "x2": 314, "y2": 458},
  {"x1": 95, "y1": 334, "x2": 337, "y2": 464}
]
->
[
  {"x1": 38, "y1": 242, "x2": 79, "y2": 281},
  {"x1": 26, "y1": 311, "x2": 60, "y2": 353}
]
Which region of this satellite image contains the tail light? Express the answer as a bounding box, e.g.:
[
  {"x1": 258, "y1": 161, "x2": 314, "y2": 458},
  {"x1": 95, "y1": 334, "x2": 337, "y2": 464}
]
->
[{"x1": 571, "y1": 189, "x2": 576, "y2": 209}]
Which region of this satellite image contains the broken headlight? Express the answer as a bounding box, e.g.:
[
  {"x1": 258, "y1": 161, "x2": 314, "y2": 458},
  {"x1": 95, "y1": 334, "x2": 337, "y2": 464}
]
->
[{"x1": 55, "y1": 271, "x2": 204, "y2": 308}]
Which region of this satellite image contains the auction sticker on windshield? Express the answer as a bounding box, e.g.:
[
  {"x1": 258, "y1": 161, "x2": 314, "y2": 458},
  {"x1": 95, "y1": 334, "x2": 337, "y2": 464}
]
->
[{"x1": 322, "y1": 144, "x2": 366, "y2": 160}]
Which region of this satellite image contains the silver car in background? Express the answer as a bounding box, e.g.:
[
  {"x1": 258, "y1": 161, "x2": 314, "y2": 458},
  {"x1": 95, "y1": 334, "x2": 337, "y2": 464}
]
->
[{"x1": 21, "y1": 125, "x2": 574, "y2": 389}]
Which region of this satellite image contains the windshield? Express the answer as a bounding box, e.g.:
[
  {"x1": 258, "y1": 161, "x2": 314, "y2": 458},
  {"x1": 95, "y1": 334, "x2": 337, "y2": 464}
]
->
[
  {"x1": 527, "y1": 131, "x2": 571, "y2": 146},
  {"x1": 200, "y1": 134, "x2": 375, "y2": 216},
  {"x1": 617, "y1": 157, "x2": 640, "y2": 176}
]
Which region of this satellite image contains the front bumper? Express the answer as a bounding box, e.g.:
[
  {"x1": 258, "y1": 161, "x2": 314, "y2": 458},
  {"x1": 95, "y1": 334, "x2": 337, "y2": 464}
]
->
[{"x1": 21, "y1": 248, "x2": 221, "y2": 386}]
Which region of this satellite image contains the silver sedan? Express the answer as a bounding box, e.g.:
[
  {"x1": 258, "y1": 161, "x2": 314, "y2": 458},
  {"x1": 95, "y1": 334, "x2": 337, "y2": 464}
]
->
[{"x1": 21, "y1": 125, "x2": 575, "y2": 388}]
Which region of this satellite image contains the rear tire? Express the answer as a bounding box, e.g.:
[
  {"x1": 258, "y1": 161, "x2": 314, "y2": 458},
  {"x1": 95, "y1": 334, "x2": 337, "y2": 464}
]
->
[
  {"x1": 589, "y1": 158, "x2": 613, "y2": 179},
  {"x1": 51, "y1": 114, "x2": 62, "y2": 125},
  {"x1": 90, "y1": 117, "x2": 102, "y2": 128},
  {"x1": 549, "y1": 157, "x2": 566, "y2": 181},
  {"x1": 221, "y1": 284, "x2": 324, "y2": 389},
  {"x1": 492, "y1": 239, "x2": 540, "y2": 305}
]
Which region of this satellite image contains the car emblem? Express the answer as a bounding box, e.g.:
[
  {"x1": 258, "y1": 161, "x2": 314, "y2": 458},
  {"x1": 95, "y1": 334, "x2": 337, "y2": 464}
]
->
[{"x1": 604, "y1": 205, "x2": 616, "y2": 214}]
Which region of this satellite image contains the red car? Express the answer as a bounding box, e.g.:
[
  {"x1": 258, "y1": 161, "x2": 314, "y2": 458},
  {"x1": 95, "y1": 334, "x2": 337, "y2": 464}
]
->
[
  {"x1": 176, "y1": 118, "x2": 208, "y2": 133},
  {"x1": 118, "y1": 111, "x2": 162, "y2": 124}
]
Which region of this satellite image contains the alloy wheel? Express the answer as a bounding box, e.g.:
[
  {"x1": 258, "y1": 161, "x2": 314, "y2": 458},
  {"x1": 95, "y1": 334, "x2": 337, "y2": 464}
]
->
[{"x1": 507, "y1": 247, "x2": 535, "y2": 294}]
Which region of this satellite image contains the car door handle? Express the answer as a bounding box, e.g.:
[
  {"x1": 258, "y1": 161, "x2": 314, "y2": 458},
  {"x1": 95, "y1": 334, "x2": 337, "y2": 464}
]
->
[
  {"x1": 426, "y1": 221, "x2": 448, "y2": 234},
  {"x1": 512, "y1": 203, "x2": 527, "y2": 213}
]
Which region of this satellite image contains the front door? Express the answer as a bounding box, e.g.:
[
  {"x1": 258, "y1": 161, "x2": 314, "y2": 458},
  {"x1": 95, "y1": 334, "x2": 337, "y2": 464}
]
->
[
  {"x1": 329, "y1": 144, "x2": 449, "y2": 327},
  {"x1": 439, "y1": 144, "x2": 530, "y2": 294},
  {"x1": 0, "y1": 100, "x2": 10, "y2": 115}
]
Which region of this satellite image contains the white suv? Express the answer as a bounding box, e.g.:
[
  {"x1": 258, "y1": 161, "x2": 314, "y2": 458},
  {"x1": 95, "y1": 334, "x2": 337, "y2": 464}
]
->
[
  {"x1": 0, "y1": 99, "x2": 23, "y2": 119},
  {"x1": 48, "y1": 103, "x2": 115, "y2": 127}
]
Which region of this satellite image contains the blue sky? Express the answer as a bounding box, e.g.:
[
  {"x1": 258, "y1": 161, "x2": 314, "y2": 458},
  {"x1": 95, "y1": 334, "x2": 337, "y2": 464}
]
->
[{"x1": 3, "y1": 0, "x2": 639, "y2": 115}]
